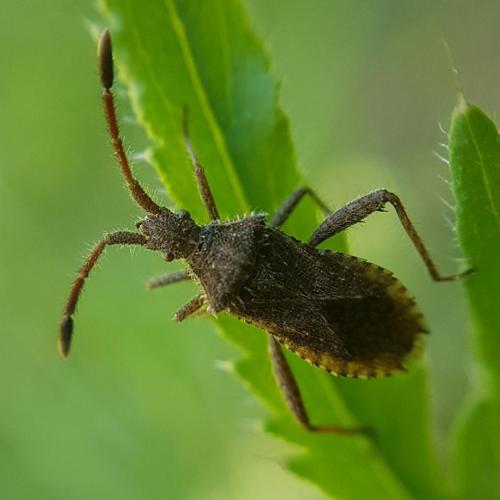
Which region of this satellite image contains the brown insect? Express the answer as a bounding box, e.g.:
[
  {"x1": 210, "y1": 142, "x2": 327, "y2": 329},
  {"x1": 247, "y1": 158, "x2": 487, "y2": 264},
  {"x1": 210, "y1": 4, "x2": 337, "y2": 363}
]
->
[{"x1": 59, "y1": 31, "x2": 470, "y2": 434}]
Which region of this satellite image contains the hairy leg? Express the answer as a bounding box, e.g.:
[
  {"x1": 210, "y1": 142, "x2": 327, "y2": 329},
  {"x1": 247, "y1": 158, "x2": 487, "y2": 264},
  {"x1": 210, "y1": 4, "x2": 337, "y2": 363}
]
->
[
  {"x1": 309, "y1": 189, "x2": 471, "y2": 282},
  {"x1": 268, "y1": 336, "x2": 371, "y2": 435},
  {"x1": 174, "y1": 294, "x2": 205, "y2": 322},
  {"x1": 147, "y1": 270, "x2": 191, "y2": 290}
]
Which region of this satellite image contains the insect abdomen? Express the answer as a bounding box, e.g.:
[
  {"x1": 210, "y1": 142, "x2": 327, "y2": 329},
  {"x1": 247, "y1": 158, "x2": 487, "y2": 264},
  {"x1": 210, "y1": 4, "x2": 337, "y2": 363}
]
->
[{"x1": 231, "y1": 229, "x2": 426, "y2": 378}]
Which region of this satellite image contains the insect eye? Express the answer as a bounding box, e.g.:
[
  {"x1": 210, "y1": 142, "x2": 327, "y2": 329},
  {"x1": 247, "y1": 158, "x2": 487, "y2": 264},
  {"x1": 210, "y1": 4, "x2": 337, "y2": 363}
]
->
[
  {"x1": 135, "y1": 221, "x2": 143, "y2": 229},
  {"x1": 163, "y1": 252, "x2": 174, "y2": 262}
]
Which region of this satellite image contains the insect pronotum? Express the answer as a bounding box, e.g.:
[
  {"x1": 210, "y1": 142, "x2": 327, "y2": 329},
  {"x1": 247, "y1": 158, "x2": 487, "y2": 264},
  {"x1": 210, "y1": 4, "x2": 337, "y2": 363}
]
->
[{"x1": 59, "y1": 31, "x2": 470, "y2": 435}]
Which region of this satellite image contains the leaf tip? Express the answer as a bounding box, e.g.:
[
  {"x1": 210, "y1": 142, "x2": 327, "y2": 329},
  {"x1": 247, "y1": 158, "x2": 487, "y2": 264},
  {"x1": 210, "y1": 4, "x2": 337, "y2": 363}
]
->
[
  {"x1": 452, "y1": 93, "x2": 472, "y2": 123},
  {"x1": 457, "y1": 92, "x2": 468, "y2": 110}
]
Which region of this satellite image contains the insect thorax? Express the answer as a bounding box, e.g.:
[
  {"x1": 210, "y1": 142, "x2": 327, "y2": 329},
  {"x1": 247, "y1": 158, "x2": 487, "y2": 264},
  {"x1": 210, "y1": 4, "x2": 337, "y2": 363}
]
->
[{"x1": 187, "y1": 214, "x2": 267, "y2": 313}]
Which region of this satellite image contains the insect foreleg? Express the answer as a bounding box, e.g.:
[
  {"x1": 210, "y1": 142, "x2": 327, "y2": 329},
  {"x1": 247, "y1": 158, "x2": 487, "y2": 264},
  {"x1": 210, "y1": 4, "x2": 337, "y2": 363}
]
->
[
  {"x1": 147, "y1": 270, "x2": 191, "y2": 290},
  {"x1": 308, "y1": 189, "x2": 472, "y2": 282},
  {"x1": 174, "y1": 294, "x2": 205, "y2": 322},
  {"x1": 270, "y1": 186, "x2": 330, "y2": 227},
  {"x1": 268, "y1": 337, "x2": 371, "y2": 435}
]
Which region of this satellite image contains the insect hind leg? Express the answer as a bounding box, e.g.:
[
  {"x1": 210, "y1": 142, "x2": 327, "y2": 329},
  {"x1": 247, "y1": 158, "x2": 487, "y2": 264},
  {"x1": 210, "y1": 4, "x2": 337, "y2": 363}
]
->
[
  {"x1": 308, "y1": 189, "x2": 472, "y2": 282},
  {"x1": 268, "y1": 336, "x2": 371, "y2": 436}
]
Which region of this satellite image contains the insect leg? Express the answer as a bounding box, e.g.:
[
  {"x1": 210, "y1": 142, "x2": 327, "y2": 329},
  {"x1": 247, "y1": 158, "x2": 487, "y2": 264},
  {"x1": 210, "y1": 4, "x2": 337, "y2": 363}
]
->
[
  {"x1": 270, "y1": 186, "x2": 330, "y2": 227},
  {"x1": 99, "y1": 31, "x2": 161, "y2": 215},
  {"x1": 147, "y1": 270, "x2": 191, "y2": 290},
  {"x1": 308, "y1": 189, "x2": 472, "y2": 281},
  {"x1": 268, "y1": 337, "x2": 370, "y2": 435},
  {"x1": 59, "y1": 231, "x2": 147, "y2": 358},
  {"x1": 182, "y1": 108, "x2": 220, "y2": 221},
  {"x1": 174, "y1": 294, "x2": 205, "y2": 322}
]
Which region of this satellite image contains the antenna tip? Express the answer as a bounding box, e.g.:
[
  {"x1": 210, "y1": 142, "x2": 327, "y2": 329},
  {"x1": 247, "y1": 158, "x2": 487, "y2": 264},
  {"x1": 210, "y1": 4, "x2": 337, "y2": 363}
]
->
[
  {"x1": 99, "y1": 30, "x2": 114, "y2": 89},
  {"x1": 58, "y1": 315, "x2": 73, "y2": 358}
]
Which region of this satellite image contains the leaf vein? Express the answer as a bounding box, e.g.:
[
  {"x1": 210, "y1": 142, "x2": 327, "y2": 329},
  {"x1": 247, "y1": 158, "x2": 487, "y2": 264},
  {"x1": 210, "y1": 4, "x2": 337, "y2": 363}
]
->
[
  {"x1": 167, "y1": 0, "x2": 249, "y2": 213},
  {"x1": 463, "y1": 106, "x2": 500, "y2": 233}
]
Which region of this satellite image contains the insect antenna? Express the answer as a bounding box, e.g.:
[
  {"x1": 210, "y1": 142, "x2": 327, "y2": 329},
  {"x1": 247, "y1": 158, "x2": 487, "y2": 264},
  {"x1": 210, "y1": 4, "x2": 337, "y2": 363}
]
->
[
  {"x1": 59, "y1": 232, "x2": 147, "y2": 358},
  {"x1": 99, "y1": 30, "x2": 161, "y2": 215},
  {"x1": 58, "y1": 31, "x2": 158, "y2": 358}
]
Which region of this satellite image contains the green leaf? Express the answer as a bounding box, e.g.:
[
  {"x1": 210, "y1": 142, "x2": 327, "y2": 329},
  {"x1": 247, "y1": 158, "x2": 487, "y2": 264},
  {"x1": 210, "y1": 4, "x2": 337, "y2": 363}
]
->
[
  {"x1": 449, "y1": 99, "x2": 500, "y2": 499},
  {"x1": 99, "y1": 1, "x2": 444, "y2": 497}
]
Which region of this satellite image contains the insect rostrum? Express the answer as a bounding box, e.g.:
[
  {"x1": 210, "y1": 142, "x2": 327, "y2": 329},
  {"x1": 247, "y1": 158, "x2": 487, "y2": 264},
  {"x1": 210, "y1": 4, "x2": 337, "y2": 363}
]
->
[{"x1": 59, "y1": 31, "x2": 470, "y2": 434}]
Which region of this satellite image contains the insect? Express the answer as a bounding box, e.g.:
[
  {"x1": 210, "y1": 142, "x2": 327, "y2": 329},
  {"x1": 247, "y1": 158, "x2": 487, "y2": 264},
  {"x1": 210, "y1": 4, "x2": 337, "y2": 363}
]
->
[{"x1": 59, "y1": 31, "x2": 470, "y2": 434}]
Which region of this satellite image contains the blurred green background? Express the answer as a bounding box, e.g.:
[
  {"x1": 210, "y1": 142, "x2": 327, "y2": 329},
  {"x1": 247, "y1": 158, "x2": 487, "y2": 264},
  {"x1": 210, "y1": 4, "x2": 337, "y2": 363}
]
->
[{"x1": 1, "y1": 1, "x2": 500, "y2": 499}]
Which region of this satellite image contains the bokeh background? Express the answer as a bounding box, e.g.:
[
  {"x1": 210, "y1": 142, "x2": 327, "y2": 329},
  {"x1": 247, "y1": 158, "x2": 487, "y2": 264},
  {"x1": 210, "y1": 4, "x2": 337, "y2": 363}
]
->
[{"x1": 1, "y1": 1, "x2": 500, "y2": 498}]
